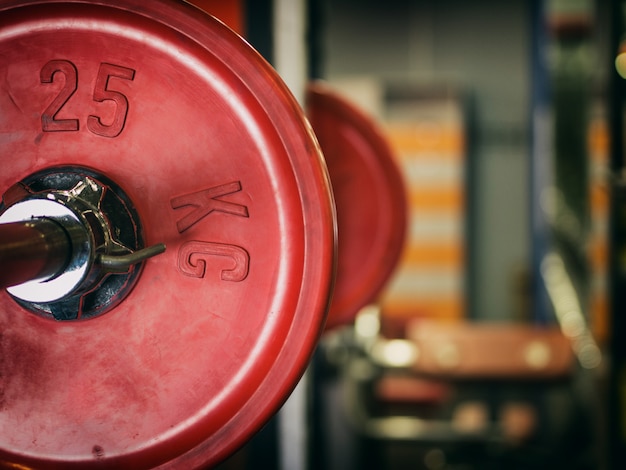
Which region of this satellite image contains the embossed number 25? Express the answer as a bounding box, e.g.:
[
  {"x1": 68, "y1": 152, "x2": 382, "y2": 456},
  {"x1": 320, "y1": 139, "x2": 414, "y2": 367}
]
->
[{"x1": 40, "y1": 60, "x2": 135, "y2": 138}]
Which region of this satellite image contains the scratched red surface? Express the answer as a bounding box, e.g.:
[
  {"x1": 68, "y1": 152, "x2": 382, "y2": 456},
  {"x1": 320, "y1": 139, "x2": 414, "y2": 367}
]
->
[{"x1": 0, "y1": 1, "x2": 335, "y2": 468}]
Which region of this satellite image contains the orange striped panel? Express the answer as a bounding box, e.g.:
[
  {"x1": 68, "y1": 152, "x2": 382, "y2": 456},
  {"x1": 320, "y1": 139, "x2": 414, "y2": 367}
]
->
[
  {"x1": 386, "y1": 125, "x2": 465, "y2": 156},
  {"x1": 408, "y1": 189, "x2": 464, "y2": 210},
  {"x1": 382, "y1": 112, "x2": 466, "y2": 324},
  {"x1": 403, "y1": 244, "x2": 464, "y2": 266}
]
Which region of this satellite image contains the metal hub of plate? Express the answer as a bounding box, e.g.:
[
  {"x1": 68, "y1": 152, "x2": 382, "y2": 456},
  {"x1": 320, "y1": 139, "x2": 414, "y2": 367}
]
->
[
  {"x1": 0, "y1": 1, "x2": 335, "y2": 468},
  {"x1": 307, "y1": 82, "x2": 408, "y2": 330},
  {"x1": 0, "y1": 166, "x2": 158, "y2": 320}
]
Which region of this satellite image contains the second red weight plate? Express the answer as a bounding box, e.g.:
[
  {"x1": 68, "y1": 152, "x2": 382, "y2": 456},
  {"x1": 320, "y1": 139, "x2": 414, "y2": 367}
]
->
[
  {"x1": 307, "y1": 82, "x2": 408, "y2": 330},
  {"x1": 0, "y1": 1, "x2": 335, "y2": 468}
]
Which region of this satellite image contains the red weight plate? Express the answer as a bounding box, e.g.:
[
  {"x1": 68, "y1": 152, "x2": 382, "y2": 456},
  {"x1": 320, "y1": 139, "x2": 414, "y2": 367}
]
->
[
  {"x1": 307, "y1": 82, "x2": 407, "y2": 330},
  {"x1": 0, "y1": 1, "x2": 335, "y2": 468}
]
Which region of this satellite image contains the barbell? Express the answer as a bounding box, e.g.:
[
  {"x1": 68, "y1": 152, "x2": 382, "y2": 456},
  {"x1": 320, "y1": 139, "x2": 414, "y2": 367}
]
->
[{"x1": 0, "y1": 0, "x2": 406, "y2": 468}]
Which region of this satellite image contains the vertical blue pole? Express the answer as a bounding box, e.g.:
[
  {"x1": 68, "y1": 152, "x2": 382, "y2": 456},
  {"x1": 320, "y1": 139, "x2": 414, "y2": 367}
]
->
[{"x1": 530, "y1": 0, "x2": 553, "y2": 324}]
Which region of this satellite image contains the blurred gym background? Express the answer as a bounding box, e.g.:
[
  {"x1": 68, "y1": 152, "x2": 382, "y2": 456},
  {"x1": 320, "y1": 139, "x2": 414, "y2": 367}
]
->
[{"x1": 205, "y1": 0, "x2": 620, "y2": 468}]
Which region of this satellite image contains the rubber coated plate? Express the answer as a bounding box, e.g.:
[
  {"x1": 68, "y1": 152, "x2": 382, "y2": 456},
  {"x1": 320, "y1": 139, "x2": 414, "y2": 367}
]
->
[
  {"x1": 307, "y1": 82, "x2": 407, "y2": 330},
  {"x1": 0, "y1": 1, "x2": 335, "y2": 468}
]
